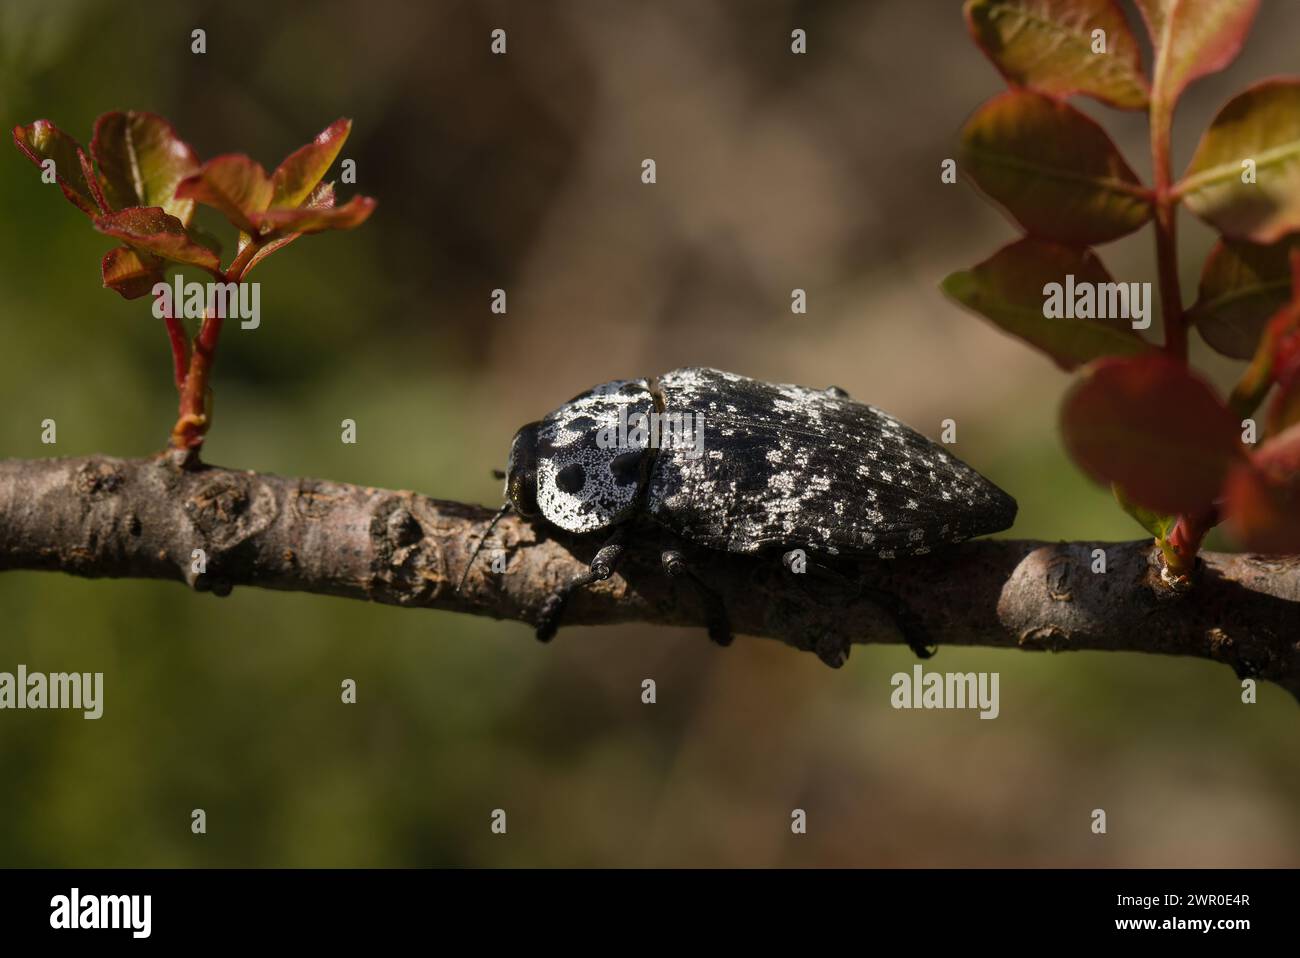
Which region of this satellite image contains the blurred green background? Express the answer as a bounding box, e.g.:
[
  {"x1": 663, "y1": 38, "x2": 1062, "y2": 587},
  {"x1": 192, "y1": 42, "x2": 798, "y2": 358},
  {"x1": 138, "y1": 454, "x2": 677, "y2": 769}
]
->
[{"x1": 1, "y1": 0, "x2": 1296, "y2": 867}]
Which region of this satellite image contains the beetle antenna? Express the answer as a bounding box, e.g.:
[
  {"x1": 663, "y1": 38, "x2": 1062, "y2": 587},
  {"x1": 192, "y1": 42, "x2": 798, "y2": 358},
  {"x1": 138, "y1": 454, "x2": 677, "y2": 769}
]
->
[{"x1": 456, "y1": 502, "x2": 512, "y2": 593}]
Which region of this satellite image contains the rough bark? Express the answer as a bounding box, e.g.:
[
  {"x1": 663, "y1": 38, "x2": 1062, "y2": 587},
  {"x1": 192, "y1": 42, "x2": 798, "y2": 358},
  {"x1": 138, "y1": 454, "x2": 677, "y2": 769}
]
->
[{"x1": 2, "y1": 453, "x2": 1298, "y2": 701}]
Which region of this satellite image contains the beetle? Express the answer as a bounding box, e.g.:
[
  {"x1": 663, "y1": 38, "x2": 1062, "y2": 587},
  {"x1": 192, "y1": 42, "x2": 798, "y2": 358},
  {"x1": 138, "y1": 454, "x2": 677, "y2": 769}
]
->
[{"x1": 464, "y1": 367, "x2": 1017, "y2": 662}]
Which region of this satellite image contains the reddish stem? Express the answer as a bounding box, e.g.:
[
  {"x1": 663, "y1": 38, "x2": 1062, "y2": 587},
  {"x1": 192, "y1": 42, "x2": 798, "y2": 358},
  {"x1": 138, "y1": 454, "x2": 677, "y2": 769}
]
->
[
  {"x1": 168, "y1": 255, "x2": 254, "y2": 454},
  {"x1": 1164, "y1": 506, "x2": 1218, "y2": 580},
  {"x1": 1147, "y1": 94, "x2": 1206, "y2": 575},
  {"x1": 1153, "y1": 203, "x2": 1185, "y2": 358},
  {"x1": 164, "y1": 315, "x2": 190, "y2": 391},
  {"x1": 226, "y1": 240, "x2": 261, "y2": 282},
  {"x1": 171, "y1": 309, "x2": 222, "y2": 451},
  {"x1": 1150, "y1": 108, "x2": 1186, "y2": 360}
]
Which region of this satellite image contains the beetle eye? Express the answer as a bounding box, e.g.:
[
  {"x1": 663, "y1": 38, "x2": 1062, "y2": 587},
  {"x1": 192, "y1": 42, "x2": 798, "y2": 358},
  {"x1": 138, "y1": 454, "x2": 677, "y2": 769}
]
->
[
  {"x1": 556, "y1": 463, "x2": 586, "y2": 494},
  {"x1": 507, "y1": 468, "x2": 539, "y2": 516}
]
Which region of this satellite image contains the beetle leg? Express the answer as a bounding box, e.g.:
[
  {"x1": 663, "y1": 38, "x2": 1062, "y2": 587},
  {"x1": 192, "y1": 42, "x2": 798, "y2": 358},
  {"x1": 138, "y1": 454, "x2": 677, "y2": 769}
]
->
[
  {"x1": 660, "y1": 549, "x2": 732, "y2": 647},
  {"x1": 788, "y1": 556, "x2": 935, "y2": 660},
  {"x1": 778, "y1": 556, "x2": 854, "y2": 664},
  {"x1": 857, "y1": 582, "x2": 936, "y2": 659},
  {"x1": 534, "y1": 528, "x2": 627, "y2": 643},
  {"x1": 812, "y1": 632, "x2": 851, "y2": 669}
]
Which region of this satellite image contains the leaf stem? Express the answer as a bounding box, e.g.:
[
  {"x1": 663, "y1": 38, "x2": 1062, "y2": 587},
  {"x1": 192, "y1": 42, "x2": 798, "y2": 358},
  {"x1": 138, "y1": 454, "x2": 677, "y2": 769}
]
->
[
  {"x1": 1148, "y1": 97, "x2": 1206, "y2": 574},
  {"x1": 1151, "y1": 106, "x2": 1186, "y2": 359},
  {"x1": 167, "y1": 252, "x2": 256, "y2": 455},
  {"x1": 1163, "y1": 506, "x2": 1218, "y2": 580},
  {"x1": 170, "y1": 309, "x2": 220, "y2": 451},
  {"x1": 163, "y1": 314, "x2": 190, "y2": 392},
  {"x1": 226, "y1": 239, "x2": 261, "y2": 279}
]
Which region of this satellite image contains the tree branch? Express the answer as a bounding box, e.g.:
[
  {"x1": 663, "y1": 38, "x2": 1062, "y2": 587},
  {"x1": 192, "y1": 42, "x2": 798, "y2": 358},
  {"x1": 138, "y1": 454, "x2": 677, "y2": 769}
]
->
[{"x1": 2, "y1": 454, "x2": 1298, "y2": 701}]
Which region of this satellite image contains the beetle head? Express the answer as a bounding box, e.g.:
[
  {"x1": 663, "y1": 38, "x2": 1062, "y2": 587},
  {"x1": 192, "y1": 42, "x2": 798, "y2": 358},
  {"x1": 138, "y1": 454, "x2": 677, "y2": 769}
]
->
[
  {"x1": 505, "y1": 421, "x2": 541, "y2": 517},
  {"x1": 517, "y1": 378, "x2": 655, "y2": 535}
]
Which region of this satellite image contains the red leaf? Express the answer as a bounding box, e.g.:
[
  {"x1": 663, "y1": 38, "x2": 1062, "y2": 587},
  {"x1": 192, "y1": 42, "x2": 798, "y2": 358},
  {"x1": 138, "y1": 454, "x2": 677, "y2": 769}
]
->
[
  {"x1": 1223, "y1": 424, "x2": 1300, "y2": 553},
  {"x1": 101, "y1": 245, "x2": 165, "y2": 300},
  {"x1": 93, "y1": 207, "x2": 221, "y2": 273},
  {"x1": 237, "y1": 181, "x2": 376, "y2": 276},
  {"x1": 255, "y1": 194, "x2": 376, "y2": 234},
  {"x1": 237, "y1": 232, "x2": 300, "y2": 279},
  {"x1": 1254, "y1": 423, "x2": 1300, "y2": 477},
  {"x1": 941, "y1": 238, "x2": 1153, "y2": 371},
  {"x1": 78, "y1": 148, "x2": 109, "y2": 213},
  {"x1": 1148, "y1": 0, "x2": 1259, "y2": 116},
  {"x1": 1060, "y1": 355, "x2": 1244, "y2": 514},
  {"x1": 959, "y1": 90, "x2": 1152, "y2": 245},
  {"x1": 964, "y1": 0, "x2": 1149, "y2": 109},
  {"x1": 175, "y1": 154, "x2": 273, "y2": 234},
  {"x1": 1178, "y1": 79, "x2": 1300, "y2": 245},
  {"x1": 236, "y1": 180, "x2": 332, "y2": 278},
  {"x1": 1268, "y1": 308, "x2": 1300, "y2": 386},
  {"x1": 1268, "y1": 368, "x2": 1300, "y2": 435},
  {"x1": 270, "y1": 118, "x2": 351, "y2": 210},
  {"x1": 12, "y1": 120, "x2": 100, "y2": 216},
  {"x1": 91, "y1": 111, "x2": 201, "y2": 223},
  {"x1": 1262, "y1": 258, "x2": 1300, "y2": 433},
  {"x1": 1189, "y1": 237, "x2": 1300, "y2": 359}
]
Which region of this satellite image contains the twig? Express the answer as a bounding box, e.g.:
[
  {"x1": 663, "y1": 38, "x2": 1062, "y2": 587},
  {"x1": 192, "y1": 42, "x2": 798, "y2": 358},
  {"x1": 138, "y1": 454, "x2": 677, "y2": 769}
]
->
[{"x1": 1, "y1": 454, "x2": 1298, "y2": 701}]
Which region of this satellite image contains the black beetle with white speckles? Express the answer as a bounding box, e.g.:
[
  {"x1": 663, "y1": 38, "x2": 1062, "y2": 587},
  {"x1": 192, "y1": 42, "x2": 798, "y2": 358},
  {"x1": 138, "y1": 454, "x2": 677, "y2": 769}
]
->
[{"x1": 469, "y1": 367, "x2": 1017, "y2": 663}]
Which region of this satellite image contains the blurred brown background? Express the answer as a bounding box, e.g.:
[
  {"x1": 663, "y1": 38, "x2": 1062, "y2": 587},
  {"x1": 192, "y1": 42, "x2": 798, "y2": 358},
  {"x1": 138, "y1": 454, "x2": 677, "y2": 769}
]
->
[{"x1": 0, "y1": 0, "x2": 1296, "y2": 866}]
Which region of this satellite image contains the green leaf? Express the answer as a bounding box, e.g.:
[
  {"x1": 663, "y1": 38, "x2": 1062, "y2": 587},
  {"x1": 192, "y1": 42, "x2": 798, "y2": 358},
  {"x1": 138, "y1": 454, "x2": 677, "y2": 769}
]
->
[
  {"x1": 1148, "y1": 0, "x2": 1258, "y2": 120},
  {"x1": 1188, "y1": 237, "x2": 1300, "y2": 359},
  {"x1": 1223, "y1": 423, "x2": 1300, "y2": 553},
  {"x1": 942, "y1": 238, "x2": 1152, "y2": 370},
  {"x1": 101, "y1": 245, "x2": 165, "y2": 300},
  {"x1": 11, "y1": 120, "x2": 100, "y2": 215},
  {"x1": 1060, "y1": 355, "x2": 1244, "y2": 515},
  {"x1": 959, "y1": 90, "x2": 1152, "y2": 244},
  {"x1": 1178, "y1": 79, "x2": 1300, "y2": 244},
  {"x1": 175, "y1": 155, "x2": 273, "y2": 234},
  {"x1": 93, "y1": 207, "x2": 221, "y2": 273},
  {"x1": 270, "y1": 118, "x2": 351, "y2": 210},
  {"x1": 90, "y1": 111, "x2": 200, "y2": 224},
  {"x1": 964, "y1": 0, "x2": 1148, "y2": 109},
  {"x1": 1112, "y1": 483, "x2": 1176, "y2": 539}
]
